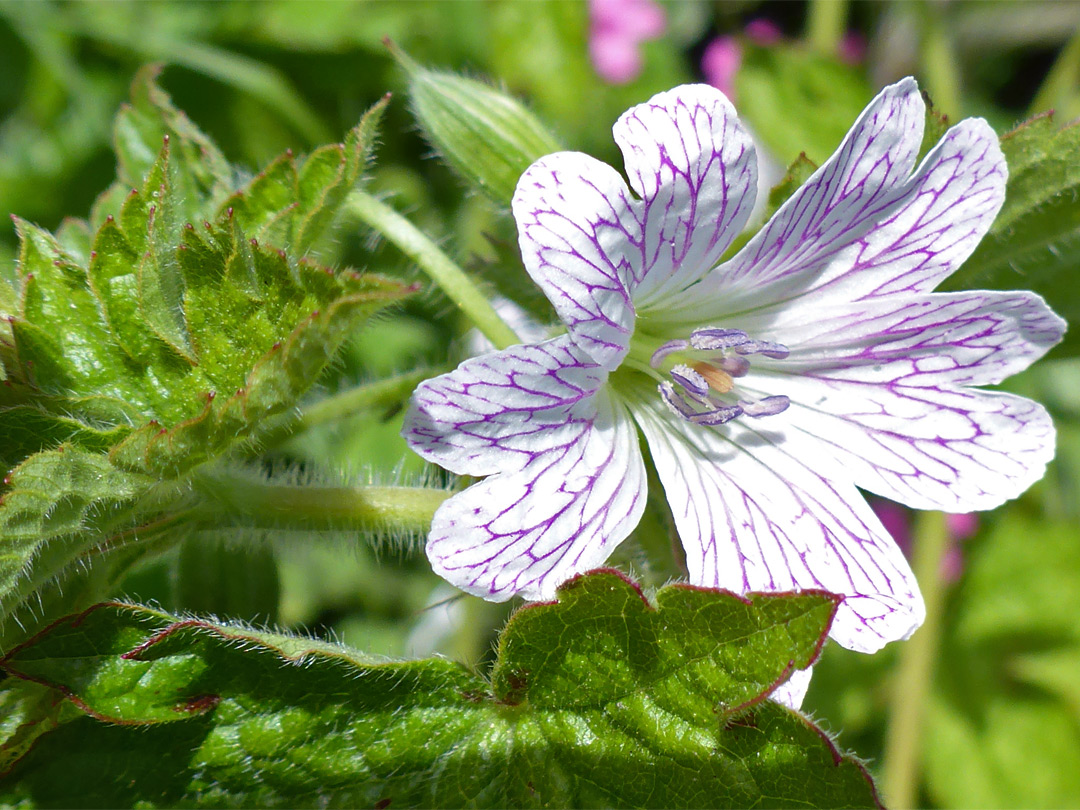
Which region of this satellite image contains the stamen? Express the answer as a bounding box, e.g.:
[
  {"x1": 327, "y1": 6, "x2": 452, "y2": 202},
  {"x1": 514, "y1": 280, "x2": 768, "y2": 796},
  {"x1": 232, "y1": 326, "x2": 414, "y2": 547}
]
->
[
  {"x1": 651, "y1": 326, "x2": 791, "y2": 428},
  {"x1": 734, "y1": 339, "x2": 790, "y2": 359},
  {"x1": 688, "y1": 403, "x2": 743, "y2": 425},
  {"x1": 650, "y1": 339, "x2": 689, "y2": 369},
  {"x1": 740, "y1": 395, "x2": 790, "y2": 417},
  {"x1": 659, "y1": 381, "x2": 698, "y2": 419},
  {"x1": 716, "y1": 355, "x2": 751, "y2": 377},
  {"x1": 670, "y1": 364, "x2": 710, "y2": 399},
  {"x1": 689, "y1": 327, "x2": 750, "y2": 352}
]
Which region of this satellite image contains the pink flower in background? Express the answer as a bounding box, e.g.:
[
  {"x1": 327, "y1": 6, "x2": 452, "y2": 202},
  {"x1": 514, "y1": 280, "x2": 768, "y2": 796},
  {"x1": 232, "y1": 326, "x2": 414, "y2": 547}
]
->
[
  {"x1": 701, "y1": 37, "x2": 742, "y2": 99},
  {"x1": 589, "y1": 0, "x2": 666, "y2": 84},
  {"x1": 703, "y1": 18, "x2": 868, "y2": 100},
  {"x1": 839, "y1": 31, "x2": 868, "y2": 65},
  {"x1": 743, "y1": 18, "x2": 783, "y2": 45},
  {"x1": 872, "y1": 501, "x2": 979, "y2": 583},
  {"x1": 701, "y1": 18, "x2": 781, "y2": 100}
]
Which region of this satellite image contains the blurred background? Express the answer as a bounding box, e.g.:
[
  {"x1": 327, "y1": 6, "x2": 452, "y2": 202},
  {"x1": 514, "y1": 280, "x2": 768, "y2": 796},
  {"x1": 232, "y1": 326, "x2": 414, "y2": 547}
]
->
[{"x1": 1, "y1": 1, "x2": 1079, "y2": 807}]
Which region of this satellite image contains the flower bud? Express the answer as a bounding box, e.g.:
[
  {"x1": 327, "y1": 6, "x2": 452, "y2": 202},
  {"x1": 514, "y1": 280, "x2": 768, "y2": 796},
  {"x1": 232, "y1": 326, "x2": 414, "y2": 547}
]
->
[{"x1": 392, "y1": 42, "x2": 562, "y2": 207}]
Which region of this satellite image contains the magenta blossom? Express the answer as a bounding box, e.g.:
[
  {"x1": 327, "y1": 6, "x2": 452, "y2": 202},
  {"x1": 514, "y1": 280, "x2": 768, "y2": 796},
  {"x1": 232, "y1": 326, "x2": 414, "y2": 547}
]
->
[
  {"x1": 701, "y1": 19, "x2": 781, "y2": 100},
  {"x1": 588, "y1": 0, "x2": 666, "y2": 84},
  {"x1": 874, "y1": 501, "x2": 979, "y2": 583},
  {"x1": 404, "y1": 80, "x2": 1063, "y2": 706}
]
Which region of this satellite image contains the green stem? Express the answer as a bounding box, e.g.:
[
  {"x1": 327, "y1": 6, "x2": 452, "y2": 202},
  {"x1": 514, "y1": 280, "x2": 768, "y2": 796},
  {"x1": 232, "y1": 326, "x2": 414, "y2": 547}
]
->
[
  {"x1": 300, "y1": 368, "x2": 436, "y2": 428},
  {"x1": 1029, "y1": 27, "x2": 1080, "y2": 116},
  {"x1": 806, "y1": 0, "x2": 848, "y2": 56},
  {"x1": 881, "y1": 510, "x2": 951, "y2": 810},
  {"x1": 918, "y1": 1, "x2": 962, "y2": 117},
  {"x1": 348, "y1": 191, "x2": 520, "y2": 351},
  {"x1": 192, "y1": 469, "x2": 450, "y2": 534},
  {"x1": 256, "y1": 367, "x2": 439, "y2": 451}
]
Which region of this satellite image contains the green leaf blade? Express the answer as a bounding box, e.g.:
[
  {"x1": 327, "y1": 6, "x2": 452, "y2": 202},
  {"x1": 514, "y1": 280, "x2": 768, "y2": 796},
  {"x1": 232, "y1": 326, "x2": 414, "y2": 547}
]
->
[
  {"x1": 942, "y1": 114, "x2": 1080, "y2": 355},
  {"x1": 1, "y1": 574, "x2": 878, "y2": 808}
]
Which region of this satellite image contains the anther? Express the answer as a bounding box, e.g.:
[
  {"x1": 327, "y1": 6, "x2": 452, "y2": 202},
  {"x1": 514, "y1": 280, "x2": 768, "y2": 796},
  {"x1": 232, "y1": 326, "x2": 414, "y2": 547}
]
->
[
  {"x1": 688, "y1": 403, "x2": 743, "y2": 426},
  {"x1": 716, "y1": 355, "x2": 751, "y2": 377},
  {"x1": 670, "y1": 365, "x2": 710, "y2": 399},
  {"x1": 650, "y1": 339, "x2": 689, "y2": 369},
  {"x1": 659, "y1": 381, "x2": 698, "y2": 419},
  {"x1": 689, "y1": 327, "x2": 750, "y2": 352},
  {"x1": 692, "y1": 362, "x2": 734, "y2": 394},
  {"x1": 734, "y1": 340, "x2": 790, "y2": 359},
  {"x1": 739, "y1": 395, "x2": 790, "y2": 417}
]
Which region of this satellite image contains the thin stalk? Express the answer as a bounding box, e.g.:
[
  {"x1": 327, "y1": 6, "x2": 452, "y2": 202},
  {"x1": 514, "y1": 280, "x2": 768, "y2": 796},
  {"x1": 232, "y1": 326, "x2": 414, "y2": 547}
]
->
[
  {"x1": 881, "y1": 510, "x2": 951, "y2": 810},
  {"x1": 348, "y1": 191, "x2": 520, "y2": 351},
  {"x1": 918, "y1": 1, "x2": 962, "y2": 117},
  {"x1": 255, "y1": 367, "x2": 439, "y2": 451},
  {"x1": 1029, "y1": 26, "x2": 1080, "y2": 116},
  {"x1": 806, "y1": 0, "x2": 848, "y2": 56},
  {"x1": 192, "y1": 468, "x2": 450, "y2": 534}
]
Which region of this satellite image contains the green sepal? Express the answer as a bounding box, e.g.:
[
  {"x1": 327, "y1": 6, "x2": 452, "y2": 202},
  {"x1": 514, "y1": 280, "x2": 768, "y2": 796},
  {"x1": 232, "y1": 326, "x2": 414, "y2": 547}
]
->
[
  {"x1": 917, "y1": 94, "x2": 951, "y2": 164},
  {"x1": 0, "y1": 572, "x2": 879, "y2": 808},
  {"x1": 397, "y1": 46, "x2": 562, "y2": 206}
]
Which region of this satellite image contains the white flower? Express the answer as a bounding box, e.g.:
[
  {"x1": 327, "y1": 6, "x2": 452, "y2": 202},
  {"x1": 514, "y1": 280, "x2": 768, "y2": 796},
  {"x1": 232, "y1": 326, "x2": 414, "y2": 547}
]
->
[{"x1": 403, "y1": 79, "x2": 1064, "y2": 704}]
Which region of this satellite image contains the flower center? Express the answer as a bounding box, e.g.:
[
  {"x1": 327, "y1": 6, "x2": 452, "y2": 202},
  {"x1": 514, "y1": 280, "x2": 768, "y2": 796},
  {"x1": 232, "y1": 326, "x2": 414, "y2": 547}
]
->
[{"x1": 648, "y1": 327, "x2": 790, "y2": 426}]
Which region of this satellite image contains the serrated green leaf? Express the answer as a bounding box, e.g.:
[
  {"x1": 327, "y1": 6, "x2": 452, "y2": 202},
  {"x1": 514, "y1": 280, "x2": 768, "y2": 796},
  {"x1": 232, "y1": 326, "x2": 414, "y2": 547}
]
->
[
  {"x1": 942, "y1": 114, "x2": 1080, "y2": 355},
  {"x1": 0, "y1": 679, "x2": 75, "y2": 773},
  {"x1": 0, "y1": 406, "x2": 127, "y2": 470},
  {"x1": 0, "y1": 448, "x2": 154, "y2": 611},
  {"x1": 0, "y1": 72, "x2": 410, "y2": 643},
  {"x1": 111, "y1": 64, "x2": 231, "y2": 219},
  {"x1": 293, "y1": 97, "x2": 387, "y2": 253},
  {"x1": 0, "y1": 573, "x2": 879, "y2": 808}
]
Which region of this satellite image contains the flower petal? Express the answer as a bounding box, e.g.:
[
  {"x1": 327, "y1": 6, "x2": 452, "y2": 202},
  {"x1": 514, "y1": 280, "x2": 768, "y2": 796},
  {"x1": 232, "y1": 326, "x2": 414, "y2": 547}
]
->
[
  {"x1": 731, "y1": 290, "x2": 1063, "y2": 512},
  {"x1": 512, "y1": 153, "x2": 639, "y2": 370},
  {"x1": 403, "y1": 336, "x2": 606, "y2": 477},
  {"x1": 632, "y1": 396, "x2": 923, "y2": 653},
  {"x1": 426, "y1": 390, "x2": 647, "y2": 601},
  {"x1": 805, "y1": 117, "x2": 1006, "y2": 304},
  {"x1": 612, "y1": 84, "x2": 757, "y2": 310},
  {"x1": 772, "y1": 666, "x2": 814, "y2": 711},
  {"x1": 743, "y1": 289, "x2": 1065, "y2": 387},
  {"x1": 749, "y1": 378, "x2": 1056, "y2": 513},
  {"x1": 654, "y1": 77, "x2": 926, "y2": 324}
]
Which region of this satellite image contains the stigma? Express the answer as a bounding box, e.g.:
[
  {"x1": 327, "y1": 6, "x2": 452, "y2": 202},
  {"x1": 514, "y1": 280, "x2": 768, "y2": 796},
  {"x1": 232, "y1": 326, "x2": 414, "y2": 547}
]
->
[{"x1": 652, "y1": 327, "x2": 790, "y2": 426}]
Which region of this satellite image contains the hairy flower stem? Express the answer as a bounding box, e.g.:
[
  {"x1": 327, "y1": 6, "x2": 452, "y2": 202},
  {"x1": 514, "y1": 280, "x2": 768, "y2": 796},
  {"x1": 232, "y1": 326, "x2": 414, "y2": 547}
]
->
[
  {"x1": 192, "y1": 469, "x2": 451, "y2": 536},
  {"x1": 255, "y1": 367, "x2": 441, "y2": 451},
  {"x1": 806, "y1": 0, "x2": 847, "y2": 56},
  {"x1": 881, "y1": 510, "x2": 951, "y2": 809},
  {"x1": 348, "y1": 191, "x2": 520, "y2": 350}
]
